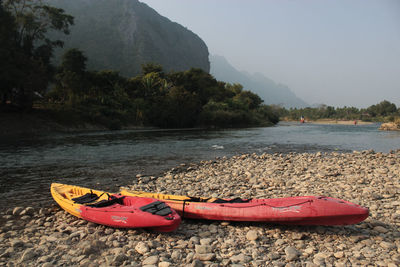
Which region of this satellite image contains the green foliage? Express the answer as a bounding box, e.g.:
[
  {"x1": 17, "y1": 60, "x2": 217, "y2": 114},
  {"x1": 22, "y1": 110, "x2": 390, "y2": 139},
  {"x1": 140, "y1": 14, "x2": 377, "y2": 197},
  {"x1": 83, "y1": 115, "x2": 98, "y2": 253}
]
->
[
  {"x1": 61, "y1": 48, "x2": 87, "y2": 74},
  {"x1": 0, "y1": 0, "x2": 73, "y2": 109},
  {"x1": 46, "y1": 59, "x2": 278, "y2": 129},
  {"x1": 151, "y1": 86, "x2": 202, "y2": 128},
  {"x1": 283, "y1": 100, "x2": 399, "y2": 122},
  {"x1": 169, "y1": 68, "x2": 226, "y2": 105},
  {"x1": 232, "y1": 91, "x2": 263, "y2": 110},
  {"x1": 366, "y1": 100, "x2": 397, "y2": 117},
  {"x1": 53, "y1": 49, "x2": 88, "y2": 103},
  {"x1": 141, "y1": 63, "x2": 164, "y2": 76}
]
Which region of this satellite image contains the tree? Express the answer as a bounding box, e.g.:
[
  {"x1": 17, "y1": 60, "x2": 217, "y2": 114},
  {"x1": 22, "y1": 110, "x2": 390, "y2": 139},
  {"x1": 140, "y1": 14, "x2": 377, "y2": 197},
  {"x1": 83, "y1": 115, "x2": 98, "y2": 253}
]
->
[
  {"x1": 60, "y1": 48, "x2": 87, "y2": 74},
  {"x1": 0, "y1": 1, "x2": 18, "y2": 106},
  {"x1": 52, "y1": 49, "x2": 88, "y2": 103},
  {"x1": 1, "y1": 0, "x2": 73, "y2": 109},
  {"x1": 161, "y1": 86, "x2": 202, "y2": 127},
  {"x1": 168, "y1": 68, "x2": 224, "y2": 105},
  {"x1": 367, "y1": 100, "x2": 397, "y2": 117},
  {"x1": 232, "y1": 90, "x2": 263, "y2": 110},
  {"x1": 49, "y1": 48, "x2": 89, "y2": 104},
  {"x1": 141, "y1": 63, "x2": 164, "y2": 76}
]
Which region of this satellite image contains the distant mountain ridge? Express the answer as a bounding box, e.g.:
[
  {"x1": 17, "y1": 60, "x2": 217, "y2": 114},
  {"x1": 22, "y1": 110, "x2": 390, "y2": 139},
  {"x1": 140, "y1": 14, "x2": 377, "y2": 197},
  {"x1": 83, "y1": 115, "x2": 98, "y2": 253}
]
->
[
  {"x1": 49, "y1": 0, "x2": 210, "y2": 76},
  {"x1": 210, "y1": 55, "x2": 308, "y2": 108}
]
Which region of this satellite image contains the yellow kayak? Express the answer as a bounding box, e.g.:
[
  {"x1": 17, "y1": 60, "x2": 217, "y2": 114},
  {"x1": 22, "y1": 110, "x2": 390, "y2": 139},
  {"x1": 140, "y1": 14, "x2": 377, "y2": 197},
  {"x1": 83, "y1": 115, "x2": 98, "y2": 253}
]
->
[
  {"x1": 51, "y1": 182, "x2": 111, "y2": 218},
  {"x1": 51, "y1": 183, "x2": 181, "y2": 231}
]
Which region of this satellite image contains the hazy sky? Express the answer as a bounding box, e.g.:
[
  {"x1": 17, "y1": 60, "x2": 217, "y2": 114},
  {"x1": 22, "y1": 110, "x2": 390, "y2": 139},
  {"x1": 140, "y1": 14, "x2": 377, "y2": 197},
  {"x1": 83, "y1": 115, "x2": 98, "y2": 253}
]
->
[{"x1": 140, "y1": 0, "x2": 400, "y2": 108}]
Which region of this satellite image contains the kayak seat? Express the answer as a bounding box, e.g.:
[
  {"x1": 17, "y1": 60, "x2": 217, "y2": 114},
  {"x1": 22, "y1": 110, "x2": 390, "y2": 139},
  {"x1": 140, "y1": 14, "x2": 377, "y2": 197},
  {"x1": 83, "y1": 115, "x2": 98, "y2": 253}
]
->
[
  {"x1": 86, "y1": 196, "x2": 125, "y2": 208},
  {"x1": 184, "y1": 196, "x2": 251, "y2": 203},
  {"x1": 140, "y1": 201, "x2": 172, "y2": 216},
  {"x1": 187, "y1": 196, "x2": 211, "y2": 202},
  {"x1": 212, "y1": 197, "x2": 251, "y2": 203},
  {"x1": 72, "y1": 192, "x2": 100, "y2": 204}
]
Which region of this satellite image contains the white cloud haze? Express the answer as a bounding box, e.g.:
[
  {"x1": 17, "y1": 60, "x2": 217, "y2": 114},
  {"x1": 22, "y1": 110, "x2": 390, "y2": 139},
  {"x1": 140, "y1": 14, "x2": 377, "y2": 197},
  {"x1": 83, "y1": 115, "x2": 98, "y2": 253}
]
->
[{"x1": 140, "y1": 0, "x2": 400, "y2": 108}]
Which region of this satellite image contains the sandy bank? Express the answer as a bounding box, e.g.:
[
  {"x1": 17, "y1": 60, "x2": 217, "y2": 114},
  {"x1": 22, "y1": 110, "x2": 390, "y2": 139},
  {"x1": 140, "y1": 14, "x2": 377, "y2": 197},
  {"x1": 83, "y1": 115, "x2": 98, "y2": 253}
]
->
[
  {"x1": 1, "y1": 151, "x2": 399, "y2": 266},
  {"x1": 305, "y1": 119, "x2": 373, "y2": 125}
]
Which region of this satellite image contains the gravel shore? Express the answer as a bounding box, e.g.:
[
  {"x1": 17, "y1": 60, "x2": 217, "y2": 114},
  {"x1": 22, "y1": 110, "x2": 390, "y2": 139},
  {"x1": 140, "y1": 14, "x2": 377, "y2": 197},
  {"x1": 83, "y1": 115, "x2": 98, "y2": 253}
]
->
[{"x1": 1, "y1": 150, "x2": 399, "y2": 266}]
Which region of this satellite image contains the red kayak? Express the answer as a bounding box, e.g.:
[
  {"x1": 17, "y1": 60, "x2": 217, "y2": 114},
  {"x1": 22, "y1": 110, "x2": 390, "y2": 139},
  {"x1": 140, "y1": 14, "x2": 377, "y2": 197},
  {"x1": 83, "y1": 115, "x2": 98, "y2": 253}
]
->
[
  {"x1": 51, "y1": 183, "x2": 181, "y2": 232},
  {"x1": 121, "y1": 189, "x2": 369, "y2": 225}
]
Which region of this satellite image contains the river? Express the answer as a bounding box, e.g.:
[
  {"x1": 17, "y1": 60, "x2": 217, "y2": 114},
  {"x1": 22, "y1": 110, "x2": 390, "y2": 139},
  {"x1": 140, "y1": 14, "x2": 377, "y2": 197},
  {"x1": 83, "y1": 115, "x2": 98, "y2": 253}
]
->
[{"x1": 0, "y1": 122, "x2": 399, "y2": 211}]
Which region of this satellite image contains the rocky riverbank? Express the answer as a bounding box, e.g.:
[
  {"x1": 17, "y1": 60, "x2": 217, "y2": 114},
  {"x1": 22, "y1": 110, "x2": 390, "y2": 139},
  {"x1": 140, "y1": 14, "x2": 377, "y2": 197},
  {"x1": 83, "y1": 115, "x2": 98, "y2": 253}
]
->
[
  {"x1": 1, "y1": 151, "x2": 400, "y2": 266},
  {"x1": 380, "y1": 122, "x2": 400, "y2": 131}
]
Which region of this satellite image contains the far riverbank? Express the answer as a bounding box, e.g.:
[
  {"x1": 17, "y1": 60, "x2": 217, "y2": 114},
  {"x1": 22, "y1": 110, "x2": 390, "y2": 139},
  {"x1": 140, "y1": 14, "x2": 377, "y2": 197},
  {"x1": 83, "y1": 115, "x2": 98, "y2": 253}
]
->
[
  {"x1": 282, "y1": 118, "x2": 374, "y2": 125},
  {"x1": 307, "y1": 119, "x2": 374, "y2": 125}
]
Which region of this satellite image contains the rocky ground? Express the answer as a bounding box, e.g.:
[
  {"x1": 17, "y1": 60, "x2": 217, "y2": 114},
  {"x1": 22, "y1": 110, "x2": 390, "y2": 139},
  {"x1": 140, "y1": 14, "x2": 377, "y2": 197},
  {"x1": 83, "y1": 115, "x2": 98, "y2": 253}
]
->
[
  {"x1": 380, "y1": 122, "x2": 400, "y2": 131},
  {"x1": 1, "y1": 150, "x2": 400, "y2": 267}
]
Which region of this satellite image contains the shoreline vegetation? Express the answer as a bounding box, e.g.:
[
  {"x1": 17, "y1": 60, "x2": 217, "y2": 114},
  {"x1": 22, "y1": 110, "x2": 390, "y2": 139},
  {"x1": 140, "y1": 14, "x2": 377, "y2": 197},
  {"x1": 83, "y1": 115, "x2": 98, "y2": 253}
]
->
[{"x1": 1, "y1": 151, "x2": 399, "y2": 266}]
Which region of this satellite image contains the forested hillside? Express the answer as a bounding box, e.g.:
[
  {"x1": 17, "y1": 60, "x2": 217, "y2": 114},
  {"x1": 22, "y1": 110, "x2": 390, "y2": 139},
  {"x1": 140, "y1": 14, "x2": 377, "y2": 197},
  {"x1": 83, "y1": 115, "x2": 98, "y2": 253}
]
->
[
  {"x1": 49, "y1": 51, "x2": 279, "y2": 129},
  {"x1": 49, "y1": 0, "x2": 210, "y2": 76}
]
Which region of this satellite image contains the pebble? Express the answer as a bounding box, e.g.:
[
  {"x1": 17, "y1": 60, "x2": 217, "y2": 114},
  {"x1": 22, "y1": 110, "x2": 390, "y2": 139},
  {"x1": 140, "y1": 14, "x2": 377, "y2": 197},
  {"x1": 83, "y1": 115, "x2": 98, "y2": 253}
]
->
[
  {"x1": 230, "y1": 253, "x2": 250, "y2": 263},
  {"x1": 135, "y1": 242, "x2": 149, "y2": 254},
  {"x1": 195, "y1": 245, "x2": 211, "y2": 254},
  {"x1": 190, "y1": 259, "x2": 203, "y2": 267},
  {"x1": 195, "y1": 253, "x2": 215, "y2": 261},
  {"x1": 380, "y1": 241, "x2": 396, "y2": 250},
  {"x1": 268, "y1": 252, "x2": 281, "y2": 260},
  {"x1": 10, "y1": 239, "x2": 24, "y2": 248},
  {"x1": 12, "y1": 207, "x2": 24, "y2": 216},
  {"x1": 142, "y1": 255, "x2": 159, "y2": 265},
  {"x1": 285, "y1": 246, "x2": 300, "y2": 261},
  {"x1": 246, "y1": 230, "x2": 258, "y2": 241},
  {"x1": 158, "y1": 262, "x2": 171, "y2": 267},
  {"x1": 1, "y1": 151, "x2": 399, "y2": 266},
  {"x1": 20, "y1": 248, "x2": 36, "y2": 262},
  {"x1": 374, "y1": 226, "x2": 389, "y2": 233}
]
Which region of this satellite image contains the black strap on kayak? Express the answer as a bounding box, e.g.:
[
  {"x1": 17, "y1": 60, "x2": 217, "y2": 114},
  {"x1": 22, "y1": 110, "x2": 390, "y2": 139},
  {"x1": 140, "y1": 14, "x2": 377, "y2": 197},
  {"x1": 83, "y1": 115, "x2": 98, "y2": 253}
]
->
[
  {"x1": 72, "y1": 191, "x2": 104, "y2": 204},
  {"x1": 86, "y1": 195, "x2": 125, "y2": 208},
  {"x1": 182, "y1": 200, "x2": 187, "y2": 219}
]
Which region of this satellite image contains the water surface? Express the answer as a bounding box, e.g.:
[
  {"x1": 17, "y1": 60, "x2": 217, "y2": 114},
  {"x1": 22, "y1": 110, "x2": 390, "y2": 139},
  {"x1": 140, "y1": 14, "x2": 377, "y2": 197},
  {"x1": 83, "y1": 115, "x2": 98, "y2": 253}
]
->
[{"x1": 1, "y1": 122, "x2": 399, "y2": 211}]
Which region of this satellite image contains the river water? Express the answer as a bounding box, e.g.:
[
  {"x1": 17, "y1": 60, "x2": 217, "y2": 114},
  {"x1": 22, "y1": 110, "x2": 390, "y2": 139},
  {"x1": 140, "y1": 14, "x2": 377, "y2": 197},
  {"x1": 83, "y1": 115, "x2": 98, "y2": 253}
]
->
[{"x1": 0, "y1": 122, "x2": 399, "y2": 211}]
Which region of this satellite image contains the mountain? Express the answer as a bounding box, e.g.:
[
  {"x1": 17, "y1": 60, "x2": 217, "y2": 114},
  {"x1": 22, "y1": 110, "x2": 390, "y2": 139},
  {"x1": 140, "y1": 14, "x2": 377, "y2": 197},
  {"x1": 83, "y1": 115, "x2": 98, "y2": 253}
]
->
[
  {"x1": 210, "y1": 55, "x2": 308, "y2": 108},
  {"x1": 49, "y1": 0, "x2": 210, "y2": 76}
]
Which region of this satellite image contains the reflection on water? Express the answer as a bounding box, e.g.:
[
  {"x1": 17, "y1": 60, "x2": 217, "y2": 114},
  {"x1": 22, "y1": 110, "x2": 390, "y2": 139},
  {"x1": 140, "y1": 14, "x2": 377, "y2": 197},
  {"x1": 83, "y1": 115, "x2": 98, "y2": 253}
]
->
[{"x1": 0, "y1": 122, "x2": 399, "y2": 211}]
